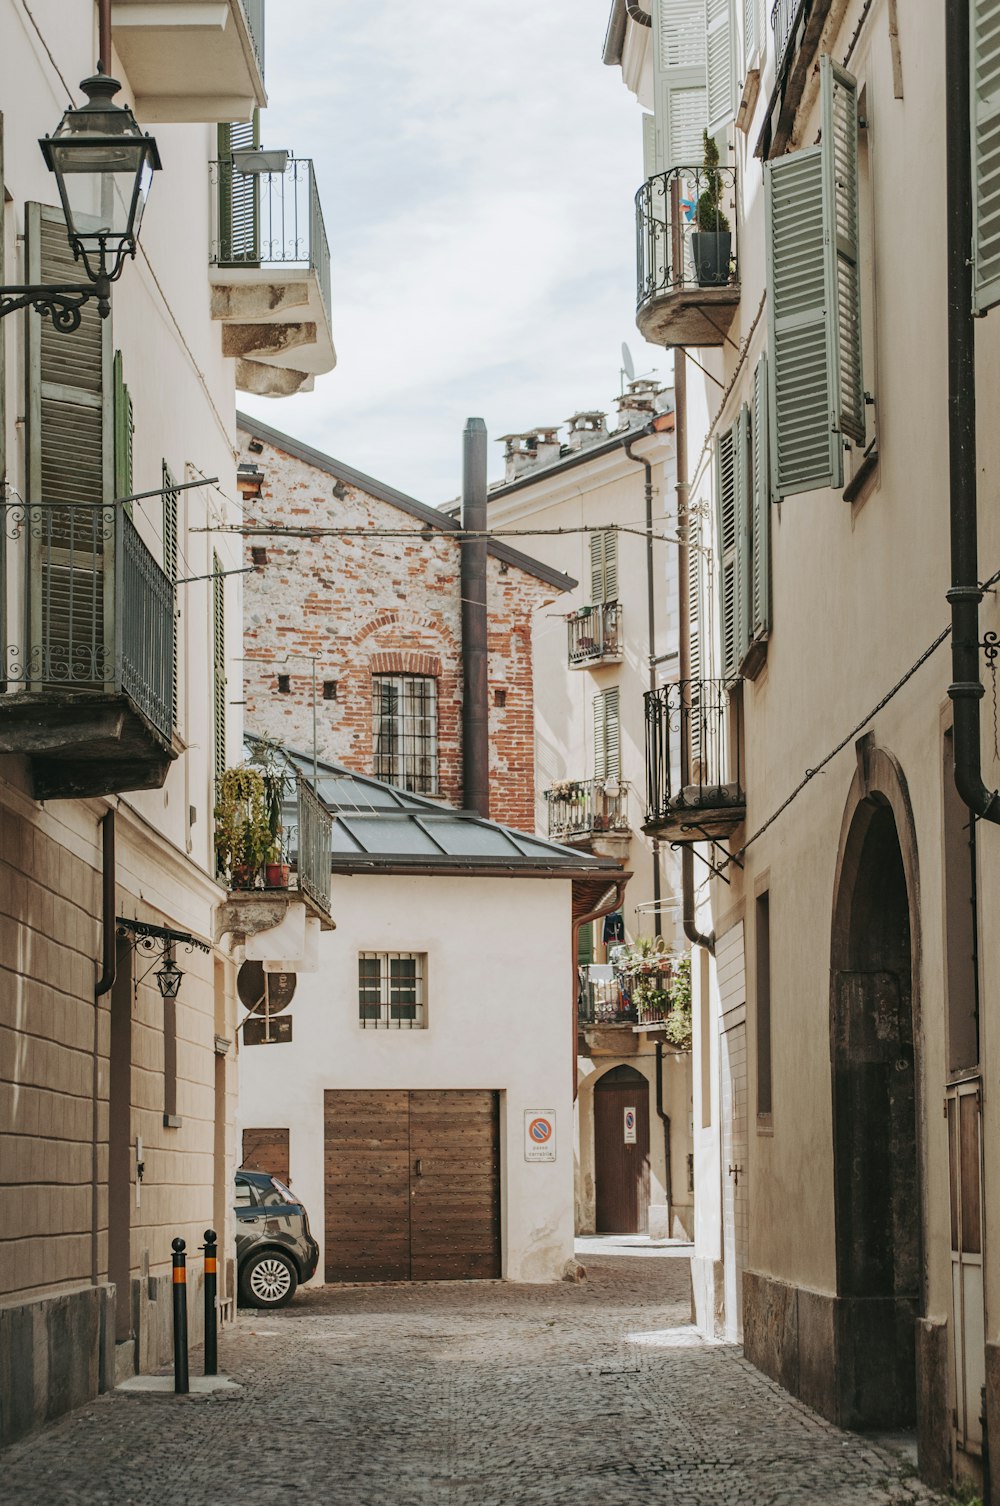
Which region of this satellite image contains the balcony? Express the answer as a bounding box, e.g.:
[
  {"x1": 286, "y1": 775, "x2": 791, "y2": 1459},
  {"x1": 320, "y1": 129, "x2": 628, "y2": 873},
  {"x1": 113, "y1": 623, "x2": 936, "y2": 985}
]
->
[
  {"x1": 772, "y1": 0, "x2": 800, "y2": 68},
  {"x1": 214, "y1": 769, "x2": 335, "y2": 949},
  {"x1": 546, "y1": 778, "x2": 631, "y2": 857},
  {"x1": 567, "y1": 602, "x2": 623, "y2": 669},
  {"x1": 644, "y1": 679, "x2": 745, "y2": 842},
  {"x1": 110, "y1": 0, "x2": 266, "y2": 123},
  {"x1": 0, "y1": 500, "x2": 176, "y2": 800},
  {"x1": 635, "y1": 165, "x2": 740, "y2": 348},
  {"x1": 578, "y1": 969, "x2": 674, "y2": 1028},
  {"x1": 209, "y1": 155, "x2": 336, "y2": 397}
]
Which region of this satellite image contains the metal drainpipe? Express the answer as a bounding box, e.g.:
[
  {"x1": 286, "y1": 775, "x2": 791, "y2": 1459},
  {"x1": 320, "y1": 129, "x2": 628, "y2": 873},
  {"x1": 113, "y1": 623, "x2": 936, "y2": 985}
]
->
[
  {"x1": 655, "y1": 1038, "x2": 673, "y2": 1217},
  {"x1": 675, "y1": 349, "x2": 717, "y2": 950},
  {"x1": 624, "y1": 433, "x2": 663, "y2": 938},
  {"x1": 93, "y1": 809, "x2": 116, "y2": 1285},
  {"x1": 461, "y1": 417, "x2": 490, "y2": 820},
  {"x1": 98, "y1": 0, "x2": 112, "y2": 73},
  {"x1": 945, "y1": 0, "x2": 1000, "y2": 823}
]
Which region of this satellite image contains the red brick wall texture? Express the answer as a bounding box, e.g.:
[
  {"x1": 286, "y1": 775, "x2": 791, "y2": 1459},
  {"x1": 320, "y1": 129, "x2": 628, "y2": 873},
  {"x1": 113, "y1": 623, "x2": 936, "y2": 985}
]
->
[{"x1": 239, "y1": 433, "x2": 562, "y2": 833}]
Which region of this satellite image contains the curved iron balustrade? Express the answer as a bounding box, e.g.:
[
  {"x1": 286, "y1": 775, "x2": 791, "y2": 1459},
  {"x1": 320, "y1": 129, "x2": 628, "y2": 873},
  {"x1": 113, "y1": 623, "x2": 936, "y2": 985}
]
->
[
  {"x1": 635, "y1": 163, "x2": 739, "y2": 311},
  {"x1": 644, "y1": 679, "x2": 744, "y2": 830}
]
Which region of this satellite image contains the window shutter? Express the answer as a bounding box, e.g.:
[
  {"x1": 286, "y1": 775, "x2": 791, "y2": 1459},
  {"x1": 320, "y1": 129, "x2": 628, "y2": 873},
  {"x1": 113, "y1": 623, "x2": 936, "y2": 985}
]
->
[
  {"x1": 25, "y1": 204, "x2": 113, "y2": 684},
  {"x1": 706, "y1": 0, "x2": 736, "y2": 137},
  {"x1": 651, "y1": 0, "x2": 708, "y2": 170},
  {"x1": 213, "y1": 551, "x2": 226, "y2": 789},
  {"x1": 687, "y1": 511, "x2": 703, "y2": 769},
  {"x1": 743, "y1": 0, "x2": 758, "y2": 68},
  {"x1": 593, "y1": 690, "x2": 607, "y2": 780},
  {"x1": 715, "y1": 427, "x2": 739, "y2": 679},
  {"x1": 604, "y1": 530, "x2": 619, "y2": 602},
  {"x1": 605, "y1": 688, "x2": 622, "y2": 779},
  {"x1": 590, "y1": 531, "x2": 605, "y2": 602},
  {"x1": 735, "y1": 404, "x2": 752, "y2": 662},
  {"x1": 750, "y1": 352, "x2": 771, "y2": 639},
  {"x1": 973, "y1": 0, "x2": 1000, "y2": 313},
  {"x1": 821, "y1": 56, "x2": 865, "y2": 446},
  {"x1": 590, "y1": 530, "x2": 618, "y2": 603},
  {"x1": 163, "y1": 462, "x2": 179, "y2": 728},
  {"x1": 642, "y1": 113, "x2": 657, "y2": 181},
  {"x1": 113, "y1": 351, "x2": 134, "y2": 509},
  {"x1": 765, "y1": 145, "x2": 838, "y2": 497},
  {"x1": 217, "y1": 110, "x2": 260, "y2": 264}
]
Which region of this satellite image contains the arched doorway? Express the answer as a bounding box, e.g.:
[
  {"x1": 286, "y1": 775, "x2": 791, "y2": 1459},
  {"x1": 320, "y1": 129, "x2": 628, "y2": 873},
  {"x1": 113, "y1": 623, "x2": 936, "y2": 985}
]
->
[
  {"x1": 830, "y1": 746, "x2": 922, "y2": 1430},
  {"x1": 594, "y1": 1065, "x2": 650, "y2": 1233}
]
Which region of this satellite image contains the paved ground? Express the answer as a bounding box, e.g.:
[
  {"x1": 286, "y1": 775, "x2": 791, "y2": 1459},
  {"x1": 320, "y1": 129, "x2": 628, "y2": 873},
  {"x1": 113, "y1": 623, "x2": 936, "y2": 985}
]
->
[{"x1": 0, "y1": 1240, "x2": 948, "y2": 1506}]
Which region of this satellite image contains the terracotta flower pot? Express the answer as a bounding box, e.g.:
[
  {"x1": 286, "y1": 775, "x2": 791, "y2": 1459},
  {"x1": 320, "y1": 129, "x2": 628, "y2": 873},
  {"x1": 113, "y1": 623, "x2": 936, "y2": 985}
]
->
[{"x1": 265, "y1": 862, "x2": 290, "y2": 889}]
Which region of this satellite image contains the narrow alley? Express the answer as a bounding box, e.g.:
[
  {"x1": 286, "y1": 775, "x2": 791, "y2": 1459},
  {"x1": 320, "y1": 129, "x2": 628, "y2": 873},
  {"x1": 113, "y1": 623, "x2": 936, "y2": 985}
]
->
[{"x1": 0, "y1": 1244, "x2": 945, "y2": 1506}]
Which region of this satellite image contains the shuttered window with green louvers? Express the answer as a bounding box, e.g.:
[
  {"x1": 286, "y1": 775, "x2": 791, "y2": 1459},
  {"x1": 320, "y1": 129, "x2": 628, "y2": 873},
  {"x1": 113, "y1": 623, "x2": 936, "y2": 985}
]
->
[
  {"x1": 706, "y1": 0, "x2": 736, "y2": 138},
  {"x1": 218, "y1": 113, "x2": 261, "y2": 266},
  {"x1": 765, "y1": 56, "x2": 863, "y2": 499},
  {"x1": 113, "y1": 351, "x2": 134, "y2": 513},
  {"x1": 590, "y1": 529, "x2": 619, "y2": 604},
  {"x1": 213, "y1": 551, "x2": 226, "y2": 791},
  {"x1": 25, "y1": 204, "x2": 113, "y2": 689},
  {"x1": 715, "y1": 366, "x2": 771, "y2": 680},
  {"x1": 973, "y1": 0, "x2": 1000, "y2": 313},
  {"x1": 651, "y1": 0, "x2": 708, "y2": 171},
  {"x1": 593, "y1": 686, "x2": 622, "y2": 781}
]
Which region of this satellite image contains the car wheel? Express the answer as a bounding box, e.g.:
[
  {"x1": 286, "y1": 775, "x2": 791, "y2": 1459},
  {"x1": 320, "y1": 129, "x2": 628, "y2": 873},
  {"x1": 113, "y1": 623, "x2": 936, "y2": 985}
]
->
[{"x1": 239, "y1": 1250, "x2": 298, "y2": 1309}]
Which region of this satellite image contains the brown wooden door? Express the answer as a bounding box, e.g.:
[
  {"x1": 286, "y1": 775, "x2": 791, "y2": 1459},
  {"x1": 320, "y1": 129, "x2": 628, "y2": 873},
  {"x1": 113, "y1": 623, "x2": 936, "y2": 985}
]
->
[
  {"x1": 324, "y1": 1089, "x2": 500, "y2": 1282},
  {"x1": 241, "y1": 1127, "x2": 290, "y2": 1184},
  {"x1": 594, "y1": 1067, "x2": 650, "y2": 1234}
]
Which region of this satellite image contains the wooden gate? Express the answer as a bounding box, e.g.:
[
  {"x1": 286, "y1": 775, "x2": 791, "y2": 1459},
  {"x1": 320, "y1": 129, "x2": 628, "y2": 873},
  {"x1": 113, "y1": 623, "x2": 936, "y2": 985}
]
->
[
  {"x1": 324, "y1": 1089, "x2": 500, "y2": 1282},
  {"x1": 594, "y1": 1066, "x2": 650, "y2": 1234}
]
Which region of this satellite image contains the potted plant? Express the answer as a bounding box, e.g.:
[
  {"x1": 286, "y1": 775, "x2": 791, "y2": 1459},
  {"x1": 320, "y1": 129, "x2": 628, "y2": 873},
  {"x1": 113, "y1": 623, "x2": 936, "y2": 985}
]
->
[
  {"x1": 214, "y1": 766, "x2": 271, "y2": 887},
  {"x1": 253, "y1": 738, "x2": 291, "y2": 888},
  {"x1": 691, "y1": 131, "x2": 732, "y2": 289}
]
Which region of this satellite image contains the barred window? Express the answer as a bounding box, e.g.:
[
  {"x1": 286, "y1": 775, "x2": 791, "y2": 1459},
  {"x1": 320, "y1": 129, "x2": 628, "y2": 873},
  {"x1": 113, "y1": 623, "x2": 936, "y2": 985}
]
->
[
  {"x1": 359, "y1": 952, "x2": 426, "y2": 1030},
  {"x1": 372, "y1": 673, "x2": 438, "y2": 793}
]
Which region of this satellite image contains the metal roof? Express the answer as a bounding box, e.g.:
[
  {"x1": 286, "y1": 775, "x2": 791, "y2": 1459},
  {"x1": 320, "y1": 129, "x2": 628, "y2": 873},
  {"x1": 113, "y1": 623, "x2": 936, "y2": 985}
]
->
[{"x1": 275, "y1": 744, "x2": 624, "y2": 880}]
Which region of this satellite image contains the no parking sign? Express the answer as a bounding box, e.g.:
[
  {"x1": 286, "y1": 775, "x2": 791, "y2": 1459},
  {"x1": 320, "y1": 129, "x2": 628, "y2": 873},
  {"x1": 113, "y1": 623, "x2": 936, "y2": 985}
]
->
[
  {"x1": 623, "y1": 1107, "x2": 637, "y2": 1144},
  {"x1": 524, "y1": 1110, "x2": 556, "y2": 1162}
]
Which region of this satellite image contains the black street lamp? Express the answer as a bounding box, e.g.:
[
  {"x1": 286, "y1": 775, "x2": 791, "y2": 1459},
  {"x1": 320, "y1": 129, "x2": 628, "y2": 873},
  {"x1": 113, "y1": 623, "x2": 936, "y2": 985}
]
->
[
  {"x1": 155, "y1": 956, "x2": 184, "y2": 1000},
  {"x1": 1, "y1": 73, "x2": 160, "y2": 332}
]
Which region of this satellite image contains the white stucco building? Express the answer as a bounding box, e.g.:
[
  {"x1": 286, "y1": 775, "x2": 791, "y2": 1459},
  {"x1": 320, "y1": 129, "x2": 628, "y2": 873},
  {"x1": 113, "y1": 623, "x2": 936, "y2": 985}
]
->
[{"x1": 236, "y1": 753, "x2": 625, "y2": 1284}]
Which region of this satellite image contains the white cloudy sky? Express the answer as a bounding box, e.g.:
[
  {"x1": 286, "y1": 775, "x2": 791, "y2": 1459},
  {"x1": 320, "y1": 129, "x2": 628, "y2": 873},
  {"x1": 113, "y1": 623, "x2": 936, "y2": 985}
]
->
[{"x1": 238, "y1": 0, "x2": 671, "y2": 504}]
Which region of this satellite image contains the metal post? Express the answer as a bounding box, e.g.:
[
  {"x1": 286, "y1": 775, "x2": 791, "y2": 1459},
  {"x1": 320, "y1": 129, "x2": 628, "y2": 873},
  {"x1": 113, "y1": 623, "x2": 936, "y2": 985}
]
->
[
  {"x1": 460, "y1": 418, "x2": 490, "y2": 819},
  {"x1": 171, "y1": 1237, "x2": 189, "y2": 1394},
  {"x1": 202, "y1": 1229, "x2": 218, "y2": 1376}
]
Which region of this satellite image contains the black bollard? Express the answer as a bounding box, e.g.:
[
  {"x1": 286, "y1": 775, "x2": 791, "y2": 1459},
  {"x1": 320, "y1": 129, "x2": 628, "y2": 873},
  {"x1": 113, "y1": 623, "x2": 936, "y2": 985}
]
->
[
  {"x1": 171, "y1": 1237, "x2": 189, "y2": 1394},
  {"x1": 202, "y1": 1229, "x2": 218, "y2": 1377}
]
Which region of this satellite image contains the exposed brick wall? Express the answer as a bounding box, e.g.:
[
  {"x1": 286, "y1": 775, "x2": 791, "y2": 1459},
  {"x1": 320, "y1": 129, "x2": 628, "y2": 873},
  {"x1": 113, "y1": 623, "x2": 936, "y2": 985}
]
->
[{"x1": 239, "y1": 432, "x2": 561, "y2": 831}]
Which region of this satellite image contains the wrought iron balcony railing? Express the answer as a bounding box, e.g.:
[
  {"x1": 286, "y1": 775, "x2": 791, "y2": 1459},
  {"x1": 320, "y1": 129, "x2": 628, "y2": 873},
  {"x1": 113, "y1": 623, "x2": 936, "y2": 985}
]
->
[
  {"x1": 221, "y1": 769, "x2": 333, "y2": 915},
  {"x1": 210, "y1": 156, "x2": 332, "y2": 321},
  {"x1": 567, "y1": 602, "x2": 623, "y2": 667},
  {"x1": 3, "y1": 500, "x2": 174, "y2": 740},
  {"x1": 771, "y1": 0, "x2": 802, "y2": 69},
  {"x1": 577, "y1": 966, "x2": 675, "y2": 1027},
  {"x1": 546, "y1": 778, "x2": 631, "y2": 841},
  {"x1": 240, "y1": 0, "x2": 265, "y2": 80},
  {"x1": 635, "y1": 165, "x2": 739, "y2": 346},
  {"x1": 644, "y1": 679, "x2": 745, "y2": 839},
  {"x1": 295, "y1": 773, "x2": 333, "y2": 914}
]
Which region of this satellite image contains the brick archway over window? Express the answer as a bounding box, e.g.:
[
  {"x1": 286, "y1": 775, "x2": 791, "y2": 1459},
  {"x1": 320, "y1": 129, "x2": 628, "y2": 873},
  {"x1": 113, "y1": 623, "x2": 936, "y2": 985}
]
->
[{"x1": 368, "y1": 651, "x2": 442, "y2": 678}]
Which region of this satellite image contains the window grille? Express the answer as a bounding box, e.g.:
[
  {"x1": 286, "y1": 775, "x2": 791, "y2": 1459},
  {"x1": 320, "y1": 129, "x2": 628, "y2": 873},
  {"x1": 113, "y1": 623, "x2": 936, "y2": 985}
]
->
[
  {"x1": 358, "y1": 952, "x2": 426, "y2": 1029},
  {"x1": 371, "y1": 673, "x2": 439, "y2": 793}
]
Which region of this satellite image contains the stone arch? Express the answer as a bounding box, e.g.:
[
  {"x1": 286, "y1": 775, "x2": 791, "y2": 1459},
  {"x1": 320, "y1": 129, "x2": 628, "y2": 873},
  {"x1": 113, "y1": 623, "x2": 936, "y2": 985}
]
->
[{"x1": 828, "y1": 733, "x2": 923, "y2": 1429}]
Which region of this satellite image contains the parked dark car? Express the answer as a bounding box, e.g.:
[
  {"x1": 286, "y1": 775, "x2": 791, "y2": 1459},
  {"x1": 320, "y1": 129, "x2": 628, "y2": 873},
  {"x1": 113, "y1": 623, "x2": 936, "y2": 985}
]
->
[{"x1": 235, "y1": 1170, "x2": 319, "y2": 1308}]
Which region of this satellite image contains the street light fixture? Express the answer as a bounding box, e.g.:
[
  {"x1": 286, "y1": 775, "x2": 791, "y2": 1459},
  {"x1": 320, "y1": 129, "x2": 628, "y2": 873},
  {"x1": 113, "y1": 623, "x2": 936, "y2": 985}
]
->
[
  {"x1": 155, "y1": 956, "x2": 184, "y2": 1000},
  {"x1": 0, "y1": 73, "x2": 160, "y2": 332}
]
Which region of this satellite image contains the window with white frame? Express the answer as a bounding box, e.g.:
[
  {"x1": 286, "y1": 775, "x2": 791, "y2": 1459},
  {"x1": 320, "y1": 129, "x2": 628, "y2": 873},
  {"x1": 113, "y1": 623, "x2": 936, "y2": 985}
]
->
[
  {"x1": 371, "y1": 674, "x2": 438, "y2": 793},
  {"x1": 358, "y1": 952, "x2": 426, "y2": 1030}
]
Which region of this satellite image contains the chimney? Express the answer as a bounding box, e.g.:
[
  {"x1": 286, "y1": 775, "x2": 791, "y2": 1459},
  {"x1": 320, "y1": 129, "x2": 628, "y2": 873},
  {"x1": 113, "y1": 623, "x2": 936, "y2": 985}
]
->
[
  {"x1": 565, "y1": 411, "x2": 608, "y2": 451},
  {"x1": 615, "y1": 377, "x2": 663, "y2": 427},
  {"x1": 461, "y1": 418, "x2": 490, "y2": 821},
  {"x1": 498, "y1": 427, "x2": 562, "y2": 484}
]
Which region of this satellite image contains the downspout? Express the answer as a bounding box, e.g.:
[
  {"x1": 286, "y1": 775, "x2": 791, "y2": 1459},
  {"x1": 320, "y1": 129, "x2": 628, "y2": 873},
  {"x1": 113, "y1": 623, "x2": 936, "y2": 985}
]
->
[
  {"x1": 93, "y1": 809, "x2": 116, "y2": 1286},
  {"x1": 676, "y1": 349, "x2": 718, "y2": 949},
  {"x1": 655, "y1": 1038, "x2": 673, "y2": 1219},
  {"x1": 624, "y1": 433, "x2": 662, "y2": 938},
  {"x1": 461, "y1": 417, "x2": 490, "y2": 820},
  {"x1": 945, "y1": 0, "x2": 1000, "y2": 823},
  {"x1": 97, "y1": 0, "x2": 112, "y2": 73}
]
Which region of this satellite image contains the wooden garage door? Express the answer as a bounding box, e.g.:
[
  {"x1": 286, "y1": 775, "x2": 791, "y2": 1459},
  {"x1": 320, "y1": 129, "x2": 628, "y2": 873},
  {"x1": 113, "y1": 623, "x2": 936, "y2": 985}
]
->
[
  {"x1": 241, "y1": 1127, "x2": 290, "y2": 1184},
  {"x1": 324, "y1": 1089, "x2": 500, "y2": 1282}
]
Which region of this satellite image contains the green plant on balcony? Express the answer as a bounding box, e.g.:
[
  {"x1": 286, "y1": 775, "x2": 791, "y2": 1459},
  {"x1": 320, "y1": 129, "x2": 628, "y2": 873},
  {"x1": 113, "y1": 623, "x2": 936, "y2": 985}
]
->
[
  {"x1": 663, "y1": 955, "x2": 692, "y2": 1050},
  {"x1": 250, "y1": 736, "x2": 292, "y2": 888},
  {"x1": 214, "y1": 765, "x2": 274, "y2": 888},
  {"x1": 692, "y1": 131, "x2": 732, "y2": 289}
]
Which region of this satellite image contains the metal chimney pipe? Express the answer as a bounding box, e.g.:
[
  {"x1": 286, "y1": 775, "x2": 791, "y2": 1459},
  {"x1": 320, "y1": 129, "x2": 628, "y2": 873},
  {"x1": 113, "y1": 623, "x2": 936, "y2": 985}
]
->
[{"x1": 461, "y1": 418, "x2": 490, "y2": 819}]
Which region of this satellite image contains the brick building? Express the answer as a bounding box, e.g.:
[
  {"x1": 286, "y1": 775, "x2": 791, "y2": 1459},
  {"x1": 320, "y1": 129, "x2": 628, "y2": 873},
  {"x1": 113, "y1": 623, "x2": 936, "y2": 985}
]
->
[{"x1": 236, "y1": 414, "x2": 575, "y2": 829}]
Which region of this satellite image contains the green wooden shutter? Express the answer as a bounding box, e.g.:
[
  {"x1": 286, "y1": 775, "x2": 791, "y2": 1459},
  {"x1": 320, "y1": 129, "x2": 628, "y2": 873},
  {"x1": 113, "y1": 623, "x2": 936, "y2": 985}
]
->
[
  {"x1": 590, "y1": 531, "x2": 606, "y2": 603},
  {"x1": 687, "y1": 511, "x2": 703, "y2": 770},
  {"x1": 821, "y1": 56, "x2": 865, "y2": 446},
  {"x1": 163, "y1": 462, "x2": 179, "y2": 728},
  {"x1": 25, "y1": 203, "x2": 113, "y2": 686},
  {"x1": 652, "y1": 0, "x2": 708, "y2": 170},
  {"x1": 735, "y1": 405, "x2": 752, "y2": 664},
  {"x1": 706, "y1": 0, "x2": 736, "y2": 137},
  {"x1": 750, "y1": 352, "x2": 771, "y2": 639},
  {"x1": 577, "y1": 922, "x2": 594, "y2": 967},
  {"x1": 973, "y1": 0, "x2": 1000, "y2": 312},
  {"x1": 743, "y1": 0, "x2": 758, "y2": 67},
  {"x1": 715, "y1": 426, "x2": 739, "y2": 679},
  {"x1": 590, "y1": 530, "x2": 619, "y2": 603},
  {"x1": 765, "y1": 145, "x2": 835, "y2": 497},
  {"x1": 213, "y1": 550, "x2": 226, "y2": 789},
  {"x1": 218, "y1": 111, "x2": 260, "y2": 265},
  {"x1": 642, "y1": 113, "x2": 657, "y2": 180},
  {"x1": 593, "y1": 690, "x2": 607, "y2": 780},
  {"x1": 113, "y1": 351, "x2": 134, "y2": 511},
  {"x1": 604, "y1": 688, "x2": 621, "y2": 779}
]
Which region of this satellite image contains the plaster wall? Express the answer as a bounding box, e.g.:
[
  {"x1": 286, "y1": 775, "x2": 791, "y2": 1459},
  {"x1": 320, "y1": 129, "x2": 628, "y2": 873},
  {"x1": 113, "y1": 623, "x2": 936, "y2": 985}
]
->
[{"x1": 237, "y1": 874, "x2": 576, "y2": 1283}]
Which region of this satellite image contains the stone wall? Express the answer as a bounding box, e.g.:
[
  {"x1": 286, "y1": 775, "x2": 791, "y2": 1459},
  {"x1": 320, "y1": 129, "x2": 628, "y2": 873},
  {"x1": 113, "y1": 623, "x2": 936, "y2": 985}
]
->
[{"x1": 239, "y1": 429, "x2": 558, "y2": 831}]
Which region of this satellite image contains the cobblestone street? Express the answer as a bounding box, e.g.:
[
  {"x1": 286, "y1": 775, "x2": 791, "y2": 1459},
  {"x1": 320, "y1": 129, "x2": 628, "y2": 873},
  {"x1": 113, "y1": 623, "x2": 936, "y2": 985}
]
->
[{"x1": 0, "y1": 1241, "x2": 948, "y2": 1506}]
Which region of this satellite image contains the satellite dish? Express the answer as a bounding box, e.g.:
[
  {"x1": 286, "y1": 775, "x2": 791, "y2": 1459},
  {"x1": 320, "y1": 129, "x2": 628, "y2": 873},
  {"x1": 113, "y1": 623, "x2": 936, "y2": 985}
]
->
[{"x1": 621, "y1": 342, "x2": 636, "y2": 382}]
